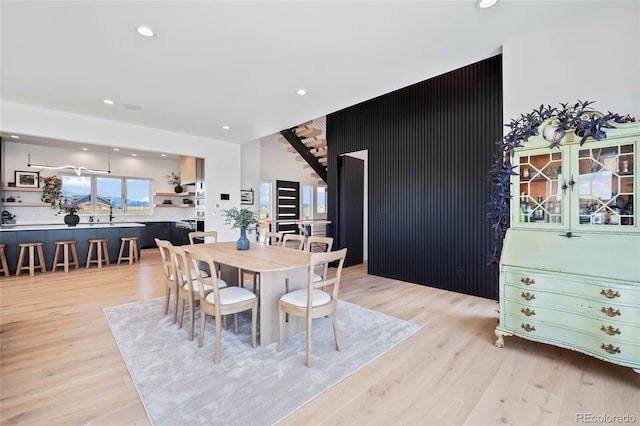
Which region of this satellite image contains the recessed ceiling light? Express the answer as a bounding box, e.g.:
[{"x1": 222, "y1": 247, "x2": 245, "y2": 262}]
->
[
  {"x1": 10, "y1": 135, "x2": 20, "y2": 139},
  {"x1": 103, "y1": 99, "x2": 115, "y2": 105},
  {"x1": 113, "y1": 148, "x2": 120, "y2": 151},
  {"x1": 296, "y1": 89, "x2": 307, "y2": 96},
  {"x1": 161, "y1": 154, "x2": 167, "y2": 157},
  {"x1": 131, "y1": 153, "x2": 137, "y2": 157},
  {"x1": 475, "y1": 0, "x2": 497, "y2": 8},
  {"x1": 222, "y1": 125, "x2": 230, "y2": 130},
  {"x1": 136, "y1": 26, "x2": 155, "y2": 37},
  {"x1": 82, "y1": 148, "x2": 88, "y2": 151}
]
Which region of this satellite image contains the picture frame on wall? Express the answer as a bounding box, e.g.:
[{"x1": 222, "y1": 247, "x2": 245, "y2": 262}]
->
[
  {"x1": 14, "y1": 170, "x2": 40, "y2": 188},
  {"x1": 240, "y1": 189, "x2": 254, "y2": 205}
]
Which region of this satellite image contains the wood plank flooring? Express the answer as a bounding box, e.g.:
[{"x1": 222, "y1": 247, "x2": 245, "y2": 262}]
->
[{"x1": 1, "y1": 249, "x2": 638, "y2": 425}]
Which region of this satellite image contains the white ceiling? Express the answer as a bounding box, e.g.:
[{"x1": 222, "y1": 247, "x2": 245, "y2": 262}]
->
[{"x1": 1, "y1": 0, "x2": 592, "y2": 150}]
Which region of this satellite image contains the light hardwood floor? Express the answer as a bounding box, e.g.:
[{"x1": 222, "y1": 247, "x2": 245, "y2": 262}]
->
[{"x1": 1, "y1": 249, "x2": 638, "y2": 425}]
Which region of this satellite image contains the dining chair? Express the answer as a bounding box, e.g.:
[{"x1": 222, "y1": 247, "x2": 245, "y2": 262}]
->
[
  {"x1": 281, "y1": 233, "x2": 306, "y2": 250},
  {"x1": 188, "y1": 230, "x2": 223, "y2": 283},
  {"x1": 277, "y1": 248, "x2": 347, "y2": 367},
  {"x1": 156, "y1": 238, "x2": 210, "y2": 323},
  {"x1": 188, "y1": 249, "x2": 257, "y2": 364},
  {"x1": 188, "y1": 230, "x2": 218, "y2": 245},
  {"x1": 169, "y1": 245, "x2": 227, "y2": 341},
  {"x1": 239, "y1": 231, "x2": 283, "y2": 293},
  {"x1": 155, "y1": 238, "x2": 179, "y2": 321},
  {"x1": 306, "y1": 236, "x2": 334, "y2": 282}
]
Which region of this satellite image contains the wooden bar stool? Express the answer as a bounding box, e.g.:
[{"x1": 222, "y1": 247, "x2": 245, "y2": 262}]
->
[
  {"x1": 117, "y1": 237, "x2": 139, "y2": 265},
  {"x1": 86, "y1": 238, "x2": 110, "y2": 269},
  {"x1": 52, "y1": 240, "x2": 80, "y2": 272},
  {"x1": 16, "y1": 242, "x2": 46, "y2": 276},
  {"x1": 0, "y1": 243, "x2": 10, "y2": 277}
]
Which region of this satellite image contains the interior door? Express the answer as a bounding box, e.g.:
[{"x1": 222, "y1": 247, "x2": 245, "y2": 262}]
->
[
  {"x1": 338, "y1": 155, "x2": 364, "y2": 267},
  {"x1": 275, "y1": 180, "x2": 300, "y2": 234}
]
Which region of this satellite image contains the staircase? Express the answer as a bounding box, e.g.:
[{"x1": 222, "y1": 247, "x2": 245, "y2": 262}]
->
[{"x1": 279, "y1": 117, "x2": 327, "y2": 184}]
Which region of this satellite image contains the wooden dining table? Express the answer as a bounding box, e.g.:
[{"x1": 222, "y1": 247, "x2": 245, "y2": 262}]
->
[{"x1": 184, "y1": 241, "x2": 312, "y2": 346}]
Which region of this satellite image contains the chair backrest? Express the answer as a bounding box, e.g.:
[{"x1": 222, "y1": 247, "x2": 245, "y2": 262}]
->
[
  {"x1": 309, "y1": 248, "x2": 348, "y2": 302},
  {"x1": 263, "y1": 231, "x2": 283, "y2": 245},
  {"x1": 297, "y1": 223, "x2": 309, "y2": 237},
  {"x1": 187, "y1": 249, "x2": 225, "y2": 307},
  {"x1": 306, "y1": 236, "x2": 333, "y2": 253},
  {"x1": 188, "y1": 230, "x2": 218, "y2": 245},
  {"x1": 168, "y1": 245, "x2": 196, "y2": 299},
  {"x1": 155, "y1": 238, "x2": 175, "y2": 280},
  {"x1": 281, "y1": 233, "x2": 306, "y2": 250}
]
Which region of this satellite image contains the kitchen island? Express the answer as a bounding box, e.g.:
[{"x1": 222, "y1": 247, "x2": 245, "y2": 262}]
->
[{"x1": 0, "y1": 222, "x2": 144, "y2": 273}]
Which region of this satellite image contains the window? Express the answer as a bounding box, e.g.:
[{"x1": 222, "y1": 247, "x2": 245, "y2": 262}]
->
[
  {"x1": 61, "y1": 174, "x2": 151, "y2": 215},
  {"x1": 259, "y1": 181, "x2": 271, "y2": 230},
  {"x1": 316, "y1": 186, "x2": 326, "y2": 214},
  {"x1": 302, "y1": 185, "x2": 313, "y2": 219}
]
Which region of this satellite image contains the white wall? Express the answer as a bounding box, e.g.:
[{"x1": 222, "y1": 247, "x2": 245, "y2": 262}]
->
[
  {"x1": 1, "y1": 101, "x2": 242, "y2": 241},
  {"x1": 503, "y1": 1, "x2": 639, "y2": 124},
  {"x1": 240, "y1": 139, "x2": 262, "y2": 240}
]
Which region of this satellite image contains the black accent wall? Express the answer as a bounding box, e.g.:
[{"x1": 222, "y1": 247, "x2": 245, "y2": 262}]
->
[{"x1": 326, "y1": 55, "x2": 502, "y2": 299}]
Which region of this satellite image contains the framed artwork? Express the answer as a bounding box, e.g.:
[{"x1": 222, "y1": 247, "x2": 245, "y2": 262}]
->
[
  {"x1": 15, "y1": 170, "x2": 40, "y2": 188},
  {"x1": 240, "y1": 189, "x2": 254, "y2": 205}
]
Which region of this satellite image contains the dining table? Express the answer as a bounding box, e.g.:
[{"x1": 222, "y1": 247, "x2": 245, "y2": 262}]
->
[{"x1": 184, "y1": 241, "x2": 312, "y2": 346}]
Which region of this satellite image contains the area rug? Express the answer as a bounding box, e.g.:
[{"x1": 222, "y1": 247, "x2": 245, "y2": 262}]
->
[{"x1": 104, "y1": 297, "x2": 421, "y2": 426}]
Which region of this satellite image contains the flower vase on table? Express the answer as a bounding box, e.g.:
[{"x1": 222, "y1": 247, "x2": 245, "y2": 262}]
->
[{"x1": 237, "y1": 228, "x2": 250, "y2": 250}]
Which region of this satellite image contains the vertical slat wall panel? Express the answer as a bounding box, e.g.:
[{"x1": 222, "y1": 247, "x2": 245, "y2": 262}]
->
[{"x1": 326, "y1": 55, "x2": 502, "y2": 299}]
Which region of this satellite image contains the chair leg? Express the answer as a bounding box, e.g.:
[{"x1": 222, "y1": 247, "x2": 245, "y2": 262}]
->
[
  {"x1": 188, "y1": 300, "x2": 195, "y2": 341},
  {"x1": 332, "y1": 311, "x2": 341, "y2": 352},
  {"x1": 214, "y1": 314, "x2": 222, "y2": 364},
  {"x1": 277, "y1": 305, "x2": 284, "y2": 352},
  {"x1": 306, "y1": 314, "x2": 313, "y2": 367},
  {"x1": 251, "y1": 302, "x2": 257, "y2": 348},
  {"x1": 178, "y1": 299, "x2": 185, "y2": 329},
  {"x1": 198, "y1": 312, "x2": 206, "y2": 348},
  {"x1": 173, "y1": 284, "x2": 179, "y2": 323},
  {"x1": 234, "y1": 313, "x2": 239, "y2": 334},
  {"x1": 164, "y1": 287, "x2": 170, "y2": 315}
]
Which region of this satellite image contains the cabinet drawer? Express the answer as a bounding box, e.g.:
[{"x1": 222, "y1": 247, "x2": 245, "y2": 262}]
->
[
  {"x1": 503, "y1": 284, "x2": 640, "y2": 324},
  {"x1": 503, "y1": 268, "x2": 640, "y2": 303},
  {"x1": 502, "y1": 315, "x2": 640, "y2": 366},
  {"x1": 503, "y1": 299, "x2": 640, "y2": 344}
]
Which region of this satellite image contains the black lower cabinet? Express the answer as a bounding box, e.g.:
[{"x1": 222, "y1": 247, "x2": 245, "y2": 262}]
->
[
  {"x1": 170, "y1": 225, "x2": 191, "y2": 246},
  {"x1": 141, "y1": 222, "x2": 171, "y2": 248}
]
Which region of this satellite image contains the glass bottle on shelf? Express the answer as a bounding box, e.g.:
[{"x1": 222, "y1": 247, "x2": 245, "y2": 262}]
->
[{"x1": 532, "y1": 195, "x2": 546, "y2": 222}]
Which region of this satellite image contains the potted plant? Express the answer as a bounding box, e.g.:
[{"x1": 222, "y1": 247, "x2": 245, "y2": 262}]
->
[
  {"x1": 164, "y1": 172, "x2": 183, "y2": 193},
  {"x1": 222, "y1": 207, "x2": 260, "y2": 250},
  {"x1": 62, "y1": 202, "x2": 80, "y2": 227},
  {"x1": 41, "y1": 176, "x2": 63, "y2": 210}
]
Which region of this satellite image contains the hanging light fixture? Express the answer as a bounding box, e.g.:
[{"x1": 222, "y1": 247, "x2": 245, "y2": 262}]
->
[{"x1": 28, "y1": 151, "x2": 111, "y2": 176}]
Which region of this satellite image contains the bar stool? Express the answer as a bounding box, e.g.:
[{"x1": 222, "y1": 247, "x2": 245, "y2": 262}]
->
[
  {"x1": 117, "y1": 237, "x2": 139, "y2": 265},
  {"x1": 0, "y1": 243, "x2": 10, "y2": 277},
  {"x1": 16, "y1": 242, "x2": 46, "y2": 276},
  {"x1": 52, "y1": 240, "x2": 80, "y2": 272},
  {"x1": 86, "y1": 238, "x2": 110, "y2": 269}
]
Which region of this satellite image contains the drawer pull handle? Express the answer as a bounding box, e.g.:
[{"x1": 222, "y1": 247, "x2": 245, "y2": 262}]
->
[
  {"x1": 600, "y1": 325, "x2": 621, "y2": 336},
  {"x1": 521, "y1": 323, "x2": 536, "y2": 333},
  {"x1": 520, "y1": 277, "x2": 535, "y2": 286},
  {"x1": 601, "y1": 307, "x2": 621, "y2": 317},
  {"x1": 600, "y1": 343, "x2": 621, "y2": 355},
  {"x1": 521, "y1": 308, "x2": 536, "y2": 317},
  {"x1": 600, "y1": 289, "x2": 620, "y2": 299},
  {"x1": 521, "y1": 292, "x2": 536, "y2": 301}
]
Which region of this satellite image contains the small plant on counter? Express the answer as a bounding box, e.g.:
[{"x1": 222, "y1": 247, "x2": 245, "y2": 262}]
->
[
  {"x1": 62, "y1": 202, "x2": 79, "y2": 214},
  {"x1": 164, "y1": 172, "x2": 181, "y2": 186}
]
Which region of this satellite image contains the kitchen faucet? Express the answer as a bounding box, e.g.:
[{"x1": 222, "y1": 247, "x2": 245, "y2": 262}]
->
[{"x1": 109, "y1": 205, "x2": 114, "y2": 222}]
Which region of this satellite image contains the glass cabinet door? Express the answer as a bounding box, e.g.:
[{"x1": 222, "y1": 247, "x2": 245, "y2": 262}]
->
[
  {"x1": 575, "y1": 141, "x2": 635, "y2": 228},
  {"x1": 514, "y1": 149, "x2": 564, "y2": 226}
]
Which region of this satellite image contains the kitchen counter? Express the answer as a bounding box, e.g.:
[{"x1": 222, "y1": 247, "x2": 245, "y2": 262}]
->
[
  {"x1": 0, "y1": 223, "x2": 145, "y2": 274},
  {"x1": 0, "y1": 222, "x2": 145, "y2": 232}
]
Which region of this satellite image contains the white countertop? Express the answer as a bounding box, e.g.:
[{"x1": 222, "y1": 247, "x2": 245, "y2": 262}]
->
[{"x1": 0, "y1": 222, "x2": 145, "y2": 231}]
